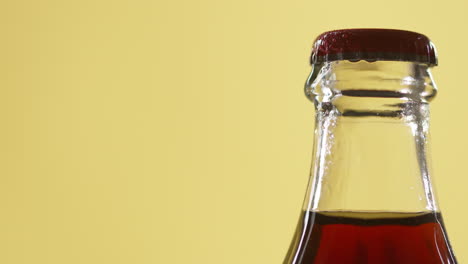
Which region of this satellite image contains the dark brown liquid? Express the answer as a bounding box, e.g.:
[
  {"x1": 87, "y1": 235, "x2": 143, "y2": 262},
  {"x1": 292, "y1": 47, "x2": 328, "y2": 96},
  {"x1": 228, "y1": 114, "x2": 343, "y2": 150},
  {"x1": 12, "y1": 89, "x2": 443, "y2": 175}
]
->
[{"x1": 284, "y1": 211, "x2": 457, "y2": 264}]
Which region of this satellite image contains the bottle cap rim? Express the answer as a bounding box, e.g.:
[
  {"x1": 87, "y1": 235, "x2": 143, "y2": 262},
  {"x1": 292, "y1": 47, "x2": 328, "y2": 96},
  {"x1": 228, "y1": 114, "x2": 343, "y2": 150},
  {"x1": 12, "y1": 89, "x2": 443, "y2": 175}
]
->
[{"x1": 310, "y1": 29, "x2": 438, "y2": 66}]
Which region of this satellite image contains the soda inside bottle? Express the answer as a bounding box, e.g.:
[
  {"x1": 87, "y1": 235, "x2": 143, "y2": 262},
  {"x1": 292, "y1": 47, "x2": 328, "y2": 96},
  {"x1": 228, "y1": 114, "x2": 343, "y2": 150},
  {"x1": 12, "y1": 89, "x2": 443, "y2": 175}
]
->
[{"x1": 284, "y1": 29, "x2": 457, "y2": 264}]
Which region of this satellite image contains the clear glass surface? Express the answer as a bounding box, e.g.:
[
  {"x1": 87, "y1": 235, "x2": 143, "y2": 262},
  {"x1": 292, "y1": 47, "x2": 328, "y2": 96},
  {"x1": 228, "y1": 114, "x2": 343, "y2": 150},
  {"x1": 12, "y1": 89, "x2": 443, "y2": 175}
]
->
[{"x1": 284, "y1": 61, "x2": 457, "y2": 264}]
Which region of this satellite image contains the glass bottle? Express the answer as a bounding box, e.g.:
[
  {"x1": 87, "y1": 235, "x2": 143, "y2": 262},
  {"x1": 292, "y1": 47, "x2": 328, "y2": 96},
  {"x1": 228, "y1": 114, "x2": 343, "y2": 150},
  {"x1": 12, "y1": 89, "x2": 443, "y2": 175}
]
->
[{"x1": 284, "y1": 29, "x2": 457, "y2": 264}]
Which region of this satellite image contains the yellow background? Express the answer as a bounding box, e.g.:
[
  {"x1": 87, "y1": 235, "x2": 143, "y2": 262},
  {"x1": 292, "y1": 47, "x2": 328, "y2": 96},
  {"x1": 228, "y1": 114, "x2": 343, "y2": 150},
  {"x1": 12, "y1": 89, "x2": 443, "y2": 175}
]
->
[{"x1": 0, "y1": 0, "x2": 467, "y2": 263}]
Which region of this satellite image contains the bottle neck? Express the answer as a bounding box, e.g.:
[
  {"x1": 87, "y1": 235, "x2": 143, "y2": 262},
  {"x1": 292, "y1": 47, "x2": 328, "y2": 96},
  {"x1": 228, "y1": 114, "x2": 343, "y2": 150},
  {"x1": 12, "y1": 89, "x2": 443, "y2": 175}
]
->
[{"x1": 303, "y1": 61, "x2": 439, "y2": 213}]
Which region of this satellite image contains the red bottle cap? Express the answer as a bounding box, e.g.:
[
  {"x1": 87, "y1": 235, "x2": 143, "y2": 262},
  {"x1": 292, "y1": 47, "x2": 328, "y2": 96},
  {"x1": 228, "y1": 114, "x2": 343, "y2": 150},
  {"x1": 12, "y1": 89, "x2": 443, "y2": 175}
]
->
[{"x1": 310, "y1": 29, "x2": 438, "y2": 66}]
